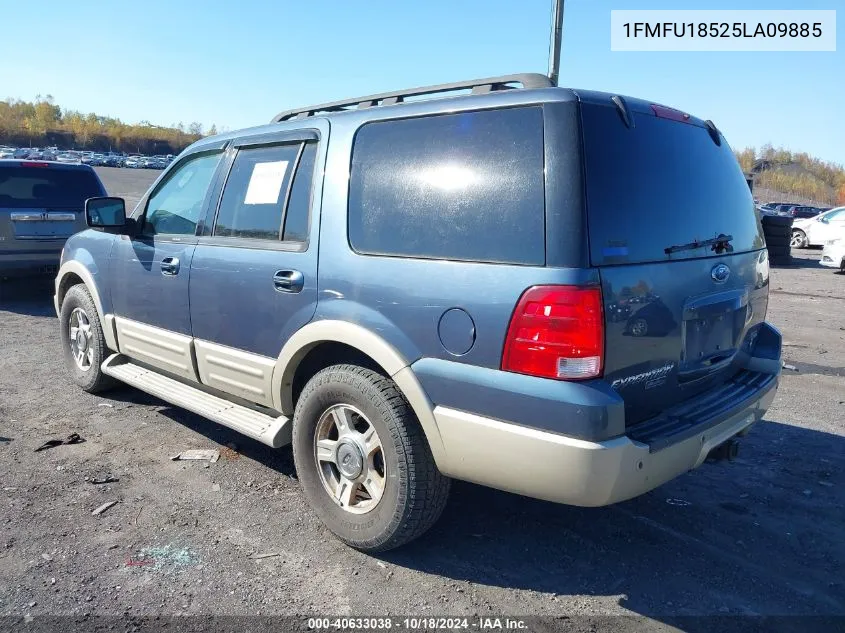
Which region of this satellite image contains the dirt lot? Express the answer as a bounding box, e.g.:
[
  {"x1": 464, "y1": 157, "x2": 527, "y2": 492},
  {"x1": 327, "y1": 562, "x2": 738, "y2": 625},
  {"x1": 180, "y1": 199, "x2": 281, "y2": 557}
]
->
[{"x1": 0, "y1": 168, "x2": 843, "y2": 629}]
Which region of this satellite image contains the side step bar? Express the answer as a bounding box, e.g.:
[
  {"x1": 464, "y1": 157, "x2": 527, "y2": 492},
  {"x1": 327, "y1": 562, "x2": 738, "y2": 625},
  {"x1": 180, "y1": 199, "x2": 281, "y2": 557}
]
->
[{"x1": 102, "y1": 354, "x2": 291, "y2": 448}]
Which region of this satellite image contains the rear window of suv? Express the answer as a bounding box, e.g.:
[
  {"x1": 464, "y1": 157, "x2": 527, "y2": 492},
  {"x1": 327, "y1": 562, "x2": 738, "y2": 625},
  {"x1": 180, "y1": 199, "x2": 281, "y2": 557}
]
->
[
  {"x1": 581, "y1": 104, "x2": 764, "y2": 265},
  {"x1": 0, "y1": 166, "x2": 103, "y2": 208},
  {"x1": 348, "y1": 106, "x2": 545, "y2": 265}
]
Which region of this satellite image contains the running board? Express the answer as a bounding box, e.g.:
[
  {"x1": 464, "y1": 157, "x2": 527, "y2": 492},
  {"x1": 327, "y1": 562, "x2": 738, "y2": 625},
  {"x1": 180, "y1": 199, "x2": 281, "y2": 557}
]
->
[{"x1": 102, "y1": 355, "x2": 291, "y2": 448}]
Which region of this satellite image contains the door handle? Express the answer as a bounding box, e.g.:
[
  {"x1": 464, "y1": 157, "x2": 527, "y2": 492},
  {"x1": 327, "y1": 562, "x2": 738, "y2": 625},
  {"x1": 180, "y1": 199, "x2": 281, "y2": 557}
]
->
[
  {"x1": 161, "y1": 256, "x2": 180, "y2": 276},
  {"x1": 273, "y1": 269, "x2": 304, "y2": 293}
]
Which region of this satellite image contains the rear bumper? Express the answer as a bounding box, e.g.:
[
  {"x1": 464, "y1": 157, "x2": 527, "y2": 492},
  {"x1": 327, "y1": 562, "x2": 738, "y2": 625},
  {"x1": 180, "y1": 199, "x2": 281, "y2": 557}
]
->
[
  {"x1": 0, "y1": 248, "x2": 62, "y2": 276},
  {"x1": 819, "y1": 245, "x2": 844, "y2": 269},
  {"x1": 432, "y1": 323, "x2": 782, "y2": 507},
  {"x1": 434, "y1": 376, "x2": 777, "y2": 506}
]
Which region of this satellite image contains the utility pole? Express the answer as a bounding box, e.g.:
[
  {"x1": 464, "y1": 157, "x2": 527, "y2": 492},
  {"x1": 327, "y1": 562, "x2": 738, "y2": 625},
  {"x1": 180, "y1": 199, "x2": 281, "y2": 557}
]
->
[{"x1": 548, "y1": 0, "x2": 565, "y2": 86}]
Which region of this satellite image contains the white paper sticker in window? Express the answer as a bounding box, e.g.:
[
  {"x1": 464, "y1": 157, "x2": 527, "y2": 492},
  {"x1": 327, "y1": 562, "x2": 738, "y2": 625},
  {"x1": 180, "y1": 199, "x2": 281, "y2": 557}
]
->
[{"x1": 244, "y1": 160, "x2": 289, "y2": 205}]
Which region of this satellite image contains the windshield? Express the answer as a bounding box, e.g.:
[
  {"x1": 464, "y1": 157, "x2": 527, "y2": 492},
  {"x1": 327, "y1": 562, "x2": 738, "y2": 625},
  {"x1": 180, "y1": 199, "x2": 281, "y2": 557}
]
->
[
  {"x1": 581, "y1": 103, "x2": 765, "y2": 265},
  {"x1": 0, "y1": 166, "x2": 102, "y2": 208}
]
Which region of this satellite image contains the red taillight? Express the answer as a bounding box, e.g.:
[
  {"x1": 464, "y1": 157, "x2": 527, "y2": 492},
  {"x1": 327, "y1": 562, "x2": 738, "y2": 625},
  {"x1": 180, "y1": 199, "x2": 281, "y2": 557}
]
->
[
  {"x1": 502, "y1": 286, "x2": 604, "y2": 381},
  {"x1": 22, "y1": 161, "x2": 50, "y2": 168},
  {"x1": 650, "y1": 104, "x2": 691, "y2": 123}
]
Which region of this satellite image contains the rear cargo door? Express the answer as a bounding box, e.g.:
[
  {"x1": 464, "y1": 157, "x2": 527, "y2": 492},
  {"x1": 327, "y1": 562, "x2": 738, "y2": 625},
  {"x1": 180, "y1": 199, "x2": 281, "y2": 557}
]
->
[
  {"x1": 0, "y1": 163, "x2": 100, "y2": 245},
  {"x1": 580, "y1": 99, "x2": 768, "y2": 426}
]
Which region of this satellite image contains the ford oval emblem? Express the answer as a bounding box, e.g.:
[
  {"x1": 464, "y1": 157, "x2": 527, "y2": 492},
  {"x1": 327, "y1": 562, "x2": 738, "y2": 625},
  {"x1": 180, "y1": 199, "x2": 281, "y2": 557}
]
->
[{"x1": 711, "y1": 263, "x2": 730, "y2": 283}]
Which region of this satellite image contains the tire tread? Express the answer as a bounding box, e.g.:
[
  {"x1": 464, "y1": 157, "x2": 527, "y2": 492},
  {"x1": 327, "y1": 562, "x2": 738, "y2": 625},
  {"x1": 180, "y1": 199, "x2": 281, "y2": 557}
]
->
[
  {"x1": 60, "y1": 284, "x2": 117, "y2": 393},
  {"x1": 294, "y1": 364, "x2": 450, "y2": 552}
]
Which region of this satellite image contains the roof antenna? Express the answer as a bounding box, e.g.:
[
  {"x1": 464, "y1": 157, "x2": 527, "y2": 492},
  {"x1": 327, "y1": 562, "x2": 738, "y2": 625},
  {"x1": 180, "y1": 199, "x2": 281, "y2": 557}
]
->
[{"x1": 548, "y1": 0, "x2": 565, "y2": 86}]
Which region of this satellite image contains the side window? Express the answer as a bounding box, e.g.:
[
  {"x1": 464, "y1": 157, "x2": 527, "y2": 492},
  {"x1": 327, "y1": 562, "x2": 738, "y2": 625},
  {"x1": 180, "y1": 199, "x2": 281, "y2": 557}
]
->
[
  {"x1": 145, "y1": 152, "x2": 221, "y2": 236},
  {"x1": 348, "y1": 107, "x2": 545, "y2": 265},
  {"x1": 825, "y1": 209, "x2": 844, "y2": 222},
  {"x1": 282, "y1": 142, "x2": 317, "y2": 242},
  {"x1": 214, "y1": 144, "x2": 300, "y2": 240}
]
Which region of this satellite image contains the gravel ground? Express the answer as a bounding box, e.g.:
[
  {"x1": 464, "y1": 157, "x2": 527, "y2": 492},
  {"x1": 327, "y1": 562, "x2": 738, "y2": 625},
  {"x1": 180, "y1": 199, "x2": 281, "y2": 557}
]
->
[{"x1": 0, "y1": 168, "x2": 843, "y2": 629}]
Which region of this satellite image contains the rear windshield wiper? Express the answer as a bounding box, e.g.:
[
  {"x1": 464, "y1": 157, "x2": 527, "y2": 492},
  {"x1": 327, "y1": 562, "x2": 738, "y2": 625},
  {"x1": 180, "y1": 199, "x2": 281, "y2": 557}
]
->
[{"x1": 664, "y1": 233, "x2": 733, "y2": 255}]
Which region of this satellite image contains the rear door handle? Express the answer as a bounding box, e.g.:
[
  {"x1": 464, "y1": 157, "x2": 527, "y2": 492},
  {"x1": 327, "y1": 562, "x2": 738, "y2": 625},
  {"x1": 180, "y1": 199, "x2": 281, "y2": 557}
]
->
[
  {"x1": 161, "y1": 256, "x2": 180, "y2": 276},
  {"x1": 273, "y1": 269, "x2": 304, "y2": 293}
]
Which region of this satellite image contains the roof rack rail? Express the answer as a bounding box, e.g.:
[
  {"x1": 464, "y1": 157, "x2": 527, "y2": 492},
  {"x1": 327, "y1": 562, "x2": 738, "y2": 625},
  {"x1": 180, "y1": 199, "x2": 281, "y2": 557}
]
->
[{"x1": 270, "y1": 73, "x2": 553, "y2": 123}]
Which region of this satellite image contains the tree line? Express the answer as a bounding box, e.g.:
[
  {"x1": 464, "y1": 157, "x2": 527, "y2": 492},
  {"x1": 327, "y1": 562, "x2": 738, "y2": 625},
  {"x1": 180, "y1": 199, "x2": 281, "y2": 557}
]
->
[
  {"x1": 735, "y1": 145, "x2": 845, "y2": 206},
  {"x1": 0, "y1": 95, "x2": 219, "y2": 155}
]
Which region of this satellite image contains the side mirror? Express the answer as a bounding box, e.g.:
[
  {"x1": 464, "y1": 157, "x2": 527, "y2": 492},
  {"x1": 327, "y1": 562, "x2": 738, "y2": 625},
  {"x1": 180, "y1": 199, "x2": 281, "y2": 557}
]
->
[{"x1": 85, "y1": 197, "x2": 127, "y2": 229}]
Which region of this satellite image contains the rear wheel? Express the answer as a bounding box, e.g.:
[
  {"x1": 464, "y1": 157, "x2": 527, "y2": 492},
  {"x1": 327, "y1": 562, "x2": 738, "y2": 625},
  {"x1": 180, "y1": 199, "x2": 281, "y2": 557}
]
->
[
  {"x1": 769, "y1": 254, "x2": 793, "y2": 266},
  {"x1": 59, "y1": 284, "x2": 116, "y2": 393},
  {"x1": 764, "y1": 226, "x2": 792, "y2": 239},
  {"x1": 761, "y1": 215, "x2": 793, "y2": 228},
  {"x1": 292, "y1": 364, "x2": 450, "y2": 552},
  {"x1": 791, "y1": 230, "x2": 808, "y2": 249},
  {"x1": 765, "y1": 235, "x2": 791, "y2": 248}
]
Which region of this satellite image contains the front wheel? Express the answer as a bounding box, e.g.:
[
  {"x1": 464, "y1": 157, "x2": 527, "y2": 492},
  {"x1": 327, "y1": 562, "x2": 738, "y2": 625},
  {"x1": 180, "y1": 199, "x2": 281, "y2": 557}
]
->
[
  {"x1": 791, "y1": 229, "x2": 808, "y2": 249},
  {"x1": 59, "y1": 284, "x2": 116, "y2": 393},
  {"x1": 292, "y1": 364, "x2": 450, "y2": 552}
]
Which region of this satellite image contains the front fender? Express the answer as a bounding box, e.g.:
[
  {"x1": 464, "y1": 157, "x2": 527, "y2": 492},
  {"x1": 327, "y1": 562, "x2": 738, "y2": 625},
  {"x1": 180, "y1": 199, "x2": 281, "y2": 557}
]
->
[{"x1": 54, "y1": 231, "x2": 117, "y2": 348}]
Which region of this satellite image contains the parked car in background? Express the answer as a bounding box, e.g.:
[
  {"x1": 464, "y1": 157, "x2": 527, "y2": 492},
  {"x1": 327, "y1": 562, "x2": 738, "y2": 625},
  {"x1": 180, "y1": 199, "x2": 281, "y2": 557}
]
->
[
  {"x1": 771, "y1": 203, "x2": 798, "y2": 214},
  {"x1": 0, "y1": 148, "x2": 15, "y2": 159},
  {"x1": 820, "y1": 234, "x2": 845, "y2": 273},
  {"x1": 102, "y1": 154, "x2": 124, "y2": 167},
  {"x1": 758, "y1": 202, "x2": 789, "y2": 216},
  {"x1": 55, "y1": 153, "x2": 81, "y2": 164},
  {"x1": 784, "y1": 205, "x2": 821, "y2": 219},
  {"x1": 123, "y1": 157, "x2": 143, "y2": 169},
  {"x1": 791, "y1": 206, "x2": 845, "y2": 248},
  {"x1": 54, "y1": 74, "x2": 781, "y2": 552},
  {"x1": 0, "y1": 159, "x2": 107, "y2": 276},
  {"x1": 13, "y1": 148, "x2": 32, "y2": 159}
]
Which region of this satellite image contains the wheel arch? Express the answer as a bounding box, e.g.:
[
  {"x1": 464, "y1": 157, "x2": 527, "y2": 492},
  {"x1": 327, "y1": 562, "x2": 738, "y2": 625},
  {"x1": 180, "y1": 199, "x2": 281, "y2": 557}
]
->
[
  {"x1": 54, "y1": 261, "x2": 118, "y2": 351},
  {"x1": 272, "y1": 320, "x2": 447, "y2": 467}
]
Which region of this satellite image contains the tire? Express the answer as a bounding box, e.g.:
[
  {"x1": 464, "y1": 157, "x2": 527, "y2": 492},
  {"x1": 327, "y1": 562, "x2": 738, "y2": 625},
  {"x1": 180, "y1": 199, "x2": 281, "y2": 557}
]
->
[
  {"x1": 292, "y1": 364, "x2": 450, "y2": 552},
  {"x1": 790, "y1": 229, "x2": 808, "y2": 249},
  {"x1": 59, "y1": 284, "x2": 116, "y2": 393},
  {"x1": 764, "y1": 226, "x2": 792, "y2": 239},
  {"x1": 761, "y1": 215, "x2": 794, "y2": 228},
  {"x1": 769, "y1": 254, "x2": 793, "y2": 266},
  {"x1": 765, "y1": 235, "x2": 791, "y2": 248}
]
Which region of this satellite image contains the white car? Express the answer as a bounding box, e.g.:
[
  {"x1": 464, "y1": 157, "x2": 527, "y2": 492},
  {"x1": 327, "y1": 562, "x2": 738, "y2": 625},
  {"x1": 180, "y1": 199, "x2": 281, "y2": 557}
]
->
[
  {"x1": 55, "y1": 153, "x2": 80, "y2": 164},
  {"x1": 791, "y1": 206, "x2": 845, "y2": 248},
  {"x1": 820, "y1": 236, "x2": 845, "y2": 272}
]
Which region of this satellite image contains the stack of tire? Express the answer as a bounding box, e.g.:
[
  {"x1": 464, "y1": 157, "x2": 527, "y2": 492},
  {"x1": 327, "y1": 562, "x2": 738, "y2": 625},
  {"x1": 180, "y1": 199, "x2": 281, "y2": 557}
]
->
[{"x1": 761, "y1": 215, "x2": 793, "y2": 266}]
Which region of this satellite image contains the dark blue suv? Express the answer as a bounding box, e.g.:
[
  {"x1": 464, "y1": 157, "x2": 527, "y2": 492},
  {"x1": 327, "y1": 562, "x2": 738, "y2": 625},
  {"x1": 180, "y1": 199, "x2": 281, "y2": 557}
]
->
[{"x1": 54, "y1": 74, "x2": 781, "y2": 551}]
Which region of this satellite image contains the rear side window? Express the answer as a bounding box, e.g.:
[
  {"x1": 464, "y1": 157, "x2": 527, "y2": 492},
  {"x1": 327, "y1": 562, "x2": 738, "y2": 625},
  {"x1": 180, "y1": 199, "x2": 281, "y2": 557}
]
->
[
  {"x1": 214, "y1": 144, "x2": 300, "y2": 240},
  {"x1": 348, "y1": 107, "x2": 545, "y2": 265},
  {"x1": 282, "y1": 142, "x2": 317, "y2": 243},
  {"x1": 581, "y1": 104, "x2": 764, "y2": 265},
  {"x1": 0, "y1": 167, "x2": 102, "y2": 208}
]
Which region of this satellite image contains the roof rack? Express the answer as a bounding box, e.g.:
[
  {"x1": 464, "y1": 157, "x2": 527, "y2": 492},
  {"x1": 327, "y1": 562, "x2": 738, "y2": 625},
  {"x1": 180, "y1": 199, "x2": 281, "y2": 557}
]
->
[{"x1": 270, "y1": 73, "x2": 553, "y2": 123}]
